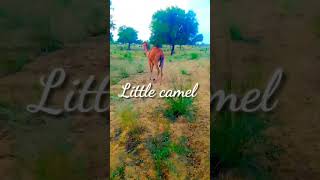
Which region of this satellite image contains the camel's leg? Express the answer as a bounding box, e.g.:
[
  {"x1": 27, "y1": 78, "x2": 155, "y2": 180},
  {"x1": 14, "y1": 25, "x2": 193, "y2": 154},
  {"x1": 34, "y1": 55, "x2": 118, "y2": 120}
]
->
[
  {"x1": 160, "y1": 67, "x2": 163, "y2": 85},
  {"x1": 156, "y1": 64, "x2": 161, "y2": 83},
  {"x1": 158, "y1": 56, "x2": 164, "y2": 85},
  {"x1": 149, "y1": 61, "x2": 153, "y2": 80}
]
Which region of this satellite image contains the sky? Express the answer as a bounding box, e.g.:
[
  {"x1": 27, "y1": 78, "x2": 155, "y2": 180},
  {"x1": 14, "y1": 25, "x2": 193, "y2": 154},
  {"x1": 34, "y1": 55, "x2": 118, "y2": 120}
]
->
[{"x1": 111, "y1": 0, "x2": 210, "y2": 44}]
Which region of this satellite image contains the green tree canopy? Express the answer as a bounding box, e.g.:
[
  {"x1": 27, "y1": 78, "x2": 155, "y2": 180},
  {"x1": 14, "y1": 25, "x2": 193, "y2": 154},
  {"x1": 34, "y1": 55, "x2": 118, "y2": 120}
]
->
[
  {"x1": 110, "y1": 0, "x2": 115, "y2": 43},
  {"x1": 117, "y1": 26, "x2": 138, "y2": 50},
  {"x1": 150, "y1": 6, "x2": 200, "y2": 55},
  {"x1": 190, "y1": 34, "x2": 203, "y2": 45}
]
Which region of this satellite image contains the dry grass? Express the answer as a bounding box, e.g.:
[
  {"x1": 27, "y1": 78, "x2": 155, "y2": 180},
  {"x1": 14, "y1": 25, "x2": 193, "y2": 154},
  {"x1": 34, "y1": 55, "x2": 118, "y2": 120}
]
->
[{"x1": 110, "y1": 44, "x2": 210, "y2": 179}]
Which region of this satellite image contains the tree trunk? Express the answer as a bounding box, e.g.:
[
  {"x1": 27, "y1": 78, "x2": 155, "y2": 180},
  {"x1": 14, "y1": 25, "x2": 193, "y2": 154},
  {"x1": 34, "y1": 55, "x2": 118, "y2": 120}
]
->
[
  {"x1": 128, "y1": 43, "x2": 131, "y2": 50},
  {"x1": 170, "y1": 44, "x2": 175, "y2": 55}
]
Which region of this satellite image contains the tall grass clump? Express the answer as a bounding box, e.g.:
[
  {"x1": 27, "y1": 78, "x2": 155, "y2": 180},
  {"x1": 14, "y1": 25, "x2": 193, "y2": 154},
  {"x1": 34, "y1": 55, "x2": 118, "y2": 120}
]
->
[
  {"x1": 164, "y1": 97, "x2": 195, "y2": 122},
  {"x1": 146, "y1": 131, "x2": 192, "y2": 179},
  {"x1": 164, "y1": 77, "x2": 196, "y2": 122},
  {"x1": 111, "y1": 78, "x2": 121, "y2": 85},
  {"x1": 312, "y1": 16, "x2": 320, "y2": 38},
  {"x1": 229, "y1": 25, "x2": 260, "y2": 43},
  {"x1": 119, "y1": 68, "x2": 129, "y2": 79},
  {"x1": 125, "y1": 126, "x2": 145, "y2": 153},
  {"x1": 111, "y1": 164, "x2": 126, "y2": 180},
  {"x1": 116, "y1": 102, "x2": 138, "y2": 130},
  {"x1": 0, "y1": 102, "x2": 33, "y2": 127},
  {"x1": 123, "y1": 52, "x2": 133, "y2": 61},
  {"x1": 0, "y1": 56, "x2": 29, "y2": 76},
  {"x1": 136, "y1": 63, "x2": 144, "y2": 73},
  {"x1": 190, "y1": 52, "x2": 199, "y2": 60},
  {"x1": 11, "y1": 56, "x2": 29, "y2": 72},
  {"x1": 211, "y1": 111, "x2": 271, "y2": 179},
  {"x1": 180, "y1": 69, "x2": 190, "y2": 75}
]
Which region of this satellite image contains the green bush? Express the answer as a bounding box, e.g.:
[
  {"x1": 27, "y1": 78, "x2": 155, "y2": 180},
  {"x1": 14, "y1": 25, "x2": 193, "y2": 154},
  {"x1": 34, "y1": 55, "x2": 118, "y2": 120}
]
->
[
  {"x1": 123, "y1": 52, "x2": 132, "y2": 61},
  {"x1": 229, "y1": 25, "x2": 244, "y2": 41},
  {"x1": 119, "y1": 68, "x2": 129, "y2": 79},
  {"x1": 229, "y1": 25, "x2": 260, "y2": 43},
  {"x1": 180, "y1": 69, "x2": 190, "y2": 75},
  {"x1": 111, "y1": 78, "x2": 121, "y2": 85},
  {"x1": 111, "y1": 164, "x2": 126, "y2": 180},
  {"x1": 190, "y1": 53, "x2": 199, "y2": 60},
  {"x1": 171, "y1": 136, "x2": 192, "y2": 156},
  {"x1": 164, "y1": 97, "x2": 195, "y2": 122}
]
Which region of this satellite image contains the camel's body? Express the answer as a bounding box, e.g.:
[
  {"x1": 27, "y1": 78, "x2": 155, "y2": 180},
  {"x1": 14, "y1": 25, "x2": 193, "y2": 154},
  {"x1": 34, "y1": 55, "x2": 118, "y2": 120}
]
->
[{"x1": 142, "y1": 42, "x2": 165, "y2": 84}]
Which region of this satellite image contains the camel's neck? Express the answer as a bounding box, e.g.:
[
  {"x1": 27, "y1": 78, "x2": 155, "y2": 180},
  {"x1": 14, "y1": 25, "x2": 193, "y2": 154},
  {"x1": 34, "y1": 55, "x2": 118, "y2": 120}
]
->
[{"x1": 143, "y1": 45, "x2": 149, "y2": 56}]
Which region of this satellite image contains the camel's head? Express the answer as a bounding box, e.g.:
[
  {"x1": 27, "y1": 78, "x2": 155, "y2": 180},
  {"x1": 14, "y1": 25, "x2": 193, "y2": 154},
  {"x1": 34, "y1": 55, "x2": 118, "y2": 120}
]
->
[{"x1": 142, "y1": 42, "x2": 148, "y2": 52}]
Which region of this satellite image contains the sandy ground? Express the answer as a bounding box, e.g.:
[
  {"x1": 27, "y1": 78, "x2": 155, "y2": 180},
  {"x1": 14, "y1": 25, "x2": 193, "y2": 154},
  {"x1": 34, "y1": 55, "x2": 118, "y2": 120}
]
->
[{"x1": 0, "y1": 36, "x2": 108, "y2": 179}]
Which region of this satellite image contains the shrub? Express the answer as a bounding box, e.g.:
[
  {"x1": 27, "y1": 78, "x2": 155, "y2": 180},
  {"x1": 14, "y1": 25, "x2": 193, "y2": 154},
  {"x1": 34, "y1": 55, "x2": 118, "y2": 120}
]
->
[
  {"x1": 123, "y1": 52, "x2": 132, "y2": 60},
  {"x1": 111, "y1": 164, "x2": 126, "y2": 180},
  {"x1": 110, "y1": 93, "x2": 122, "y2": 102},
  {"x1": 190, "y1": 53, "x2": 199, "y2": 60},
  {"x1": 229, "y1": 25, "x2": 244, "y2": 41},
  {"x1": 229, "y1": 25, "x2": 260, "y2": 43},
  {"x1": 0, "y1": 56, "x2": 29, "y2": 75},
  {"x1": 116, "y1": 103, "x2": 138, "y2": 129},
  {"x1": 164, "y1": 97, "x2": 195, "y2": 122},
  {"x1": 119, "y1": 68, "x2": 129, "y2": 79},
  {"x1": 136, "y1": 64, "x2": 144, "y2": 73},
  {"x1": 146, "y1": 132, "x2": 191, "y2": 179},
  {"x1": 211, "y1": 111, "x2": 273, "y2": 179},
  {"x1": 313, "y1": 16, "x2": 320, "y2": 37},
  {"x1": 171, "y1": 136, "x2": 192, "y2": 157},
  {"x1": 0, "y1": 102, "x2": 32, "y2": 127},
  {"x1": 111, "y1": 78, "x2": 121, "y2": 85},
  {"x1": 14, "y1": 56, "x2": 29, "y2": 72},
  {"x1": 39, "y1": 38, "x2": 64, "y2": 54},
  {"x1": 180, "y1": 69, "x2": 190, "y2": 75},
  {"x1": 125, "y1": 126, "x2": 145, "y2": 153}
]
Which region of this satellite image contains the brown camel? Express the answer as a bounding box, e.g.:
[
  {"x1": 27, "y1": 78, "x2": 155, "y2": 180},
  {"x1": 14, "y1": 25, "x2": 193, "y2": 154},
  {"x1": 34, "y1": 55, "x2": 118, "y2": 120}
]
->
[{"x1": 142, "y1": 42, "x2": 165, "y2": 84}]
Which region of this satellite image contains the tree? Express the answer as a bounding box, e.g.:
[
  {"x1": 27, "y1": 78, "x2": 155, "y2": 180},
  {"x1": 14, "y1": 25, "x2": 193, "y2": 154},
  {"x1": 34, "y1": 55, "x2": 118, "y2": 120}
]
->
[
  {"x1": 117, "y1": 26, "x2": 138, "y2": 50},
  {"x1": 190, "y1": 34, "x2": 203, "y2": 45},
  {"x1": 135, "y1": 39, "x2": 143, "y2": 44},
  {"x1": 110, "y1": 0, "x2": 115, "y2": 43},
  {"x1": 150, "y1": 7, "x2": 199, "y2": 55}
]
